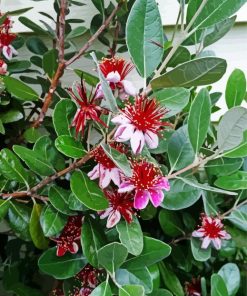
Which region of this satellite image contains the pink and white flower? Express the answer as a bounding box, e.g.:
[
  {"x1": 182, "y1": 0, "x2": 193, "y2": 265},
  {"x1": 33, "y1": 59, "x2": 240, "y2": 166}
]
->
[
  {"x1": 96, "y1": 57, "x2": 137, "y2": 99},
  {"x1": 51, "y1": 215, "x2": 82, "y2": 257},
  {"x1": 0, "y1": 33, "x2": 18, "y2": 60},
  {"x1": 99, "y1": 189, "x2": 135, "y2": 228},
  {"x1": 0, "y1": 59, "x2": 7, "y2": 75},
  {"x1": 192, "y1": 215, "x2": 231, "y2": 250},
  {"x1": 88, "y1": 144, "x2": 126, "y2": 188},
  {"x1": 112, "y1": 96, "x2": 169, "y2": 154},
  {"x1": 119, "y1": 159, "x2": 170, "y2": 210}
]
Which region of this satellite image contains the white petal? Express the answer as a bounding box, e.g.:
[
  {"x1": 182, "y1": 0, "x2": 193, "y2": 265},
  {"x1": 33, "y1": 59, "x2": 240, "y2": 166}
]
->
[
  {"x1": 10, "y1": 45, "x2": 18, "y2": 56},
  {"x1": 99, "y1": 169, "x2": 111, "y2": 188},
  {"x1": 130, "y1": 130, "x2": 145, "y2": 154},
  {"x1": 115, "y1": 124, "x2": 135, "y2": 142},
  {"x1": 118, "y1": 182, "x2": 135, "y2": 193},
  {"x1": 110, "y1": 168, "x2": 121, "y2": 187},
  {"x1": 111, "y1": 114, "x2": 131, "y2": 125},
  {"x1": 100, "y1": 207, "x2": 113, "y2": 219},
  {"x1": 106, "y1": 210, "x2": 121, "y2": 228},
  {"x1": 144, "y1": 130, "x2": 159, "y2": 149},
  {"x1": 2, "y1": 46, "x2": 12, "y2": 60},
  {"x1": 107, "y1": 71, "x2": 121, "y2": 83},
  {"x1": 192, "y1": 230, "x2": 205, "y2": 238},
  {"x1": 201, "y1": 236, "x2": 211, "y2": 249},
  {"x1": 121, "y1": 80, "x2": 137, "y2": 96},
  {"x1": 87, "y1": 164, "x2": 99, "y2": 180},
  {"x1": 212, "y1": 238, "x2": 222, "y2": 250}
]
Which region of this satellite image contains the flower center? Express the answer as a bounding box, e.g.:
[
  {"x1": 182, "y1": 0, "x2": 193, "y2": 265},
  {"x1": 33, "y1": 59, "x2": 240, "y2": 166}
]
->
[
  {"x1": 203, "y1": 220, "x2": 222, "y2": 238},
  {"x1": 100, "y1": 57, "x2": 134, "y2": 80}
]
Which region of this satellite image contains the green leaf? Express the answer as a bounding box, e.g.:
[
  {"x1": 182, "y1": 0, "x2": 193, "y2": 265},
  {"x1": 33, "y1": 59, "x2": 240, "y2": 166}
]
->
[
  {"x1": 0, "y1": 119, "x2": 5, "y2": 134},
  {"x1": 53, "y1": 99, "x2": 77, "y2": 136},
  {"x1": 55, "y1": 135, "x2": 86, "y2": 158},
  {"x1": 74, "y1": 69, "x2": 99, "y2": 87},
  {"x1": 19, "y1": 16, "x2": 52, "y2": 37},
  {"x1": 98, "y1": 242, "x2": 128, "y2": 274},
  {"x1": 227, "y1": 205, "x2": 247, "y2": 232},
  {"x1": 3, "y1": 76, "x2": 39, "y2": 101},
  {"x1": 218, "y1": 263, "x2": 240, "y2": 296},
  {"x1": 43, "y1": 49, "x2": 58, "y2": 78},
  {"x1": 210, "y1": 274, "x2": 229, "y2": 296},
  {"x1": 91, "y1": 0, "x2": 104, "y2": 16},
  {"x1": 13, "y1": 145, "x2": 55, "y2": 176},
  {"x1": 91, "y1": 281, "x2": 112, "y2": 296},
  {"x1": 40, "y1": 205, "x2": 67, "y2": 237},
  {"x1": 188, "y1": 88, "x2": 211, "y2": 154},
  {"x1": 0, "y1": 199, "x2": 10, "y2": 221},
  {"x1": 153, "y1": 87, "x2": 190, "y2": 118},
  {"x1": 0, "y1": 109, "x2": 23, "y2": 123},
  {"x1": 151, "y1": 57, "x2": 226, "y2": 89},
  {"x1": 29, "y1": 204, "x2": 49, "y2": 249},
  {"x1": 70, "y1": 170, "x2": 108, "y2": 211},
  {"x1": 66, "y1": 26, "x2": 87, "y2": 39},
  {"x1": 223, "y1": 131, "x2": 247, "y2": 158},
  {"x1": 215, "y1": 171, "x2": 247, "y2": 190},
  {"x1": 126, "y1": 0, "x2": 164, "y2": 78},
  {"x1": 116, "y1": 216, "x2": 143, "y2": 256},
  {"x1": 81, "y1": 216, "x2": 107, "y2": 267},
  {"x1": 123, "y1": 236, "x2": 171, "y2": 269},
  {"x1": 8, "y1": 202, "x2": 31, "y2": 241},
  {"x1": 23, "y1": 127, "x2": 43, "y2": 144},
  {"x1": 38, "y1": 247, "x2": 87, "y2": 279},
  {"x1": 101, "y1": 143, "x2": 132, "y2": 177},
  {"x1": 191, "y1": 237, "x2": 211, "y2": 262},
  {"x1": 202, "y1": 191, "x2": 219, "y2": 216},
  {"x1": 166, "y1": 46, "x2": 191, "y2": 68},
  {"x1": 158, "y1": 262, "x2": 184, "y2": 296},
  {"x1": 226, "y1": 69, "x2": 246, "y2": 109},
  {"x1": 116, "y1": 267, "x2": 153, "y2": 294},
  {"x1": 26, "y1": 36, "x2": 48, "y2": 55},
  {"x1": 7, "y1": 60, "x2": 31, "y2": 74},
  {"x1": 162, "y1": 178, "x2": 201, "y2": 210},
  {"x1": 187, "y1": 0, "x2": 247, "y2": 29},
  {"x1": 205, "y1": 157, "x2": 243, "y2": 176},
  {"x1": 159, "y1": 209, "x2": 184, "y2": 237},
  {"x1": 49, "y1": 186, "x2": 74, "y2": 215},
  {"x1": 150, "y1": 289, "x2": 173, "y2": 296},
  {"x1": 168, "y1": 125, "x2": 194, "y2": 171},
  {"x1": 0, "y1": 148, "x2": 29, "y2": 186},
  {"x1": 119, "y1": 285, "x2": 145, "y2": 296},
  {"x1": 8, "y1": 7, "x2": 33, "y2": 16},
  {"x1": 203, "y1": 16, "x2": 236, "y2": 48},
  {"x1": 90, "y1": 52, "x2": 118, "y2": 113},
  {"x1": 217, "y1": 107, "x2": 247, "y2": 151}
]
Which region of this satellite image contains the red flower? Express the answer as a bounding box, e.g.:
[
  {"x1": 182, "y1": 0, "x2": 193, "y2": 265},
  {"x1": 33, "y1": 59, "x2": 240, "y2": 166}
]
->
[
  {"x1": 0, "y1": 32, "x2": 17, "y2": 60},
  {"x1": 112, "y1": 96, "x2": 169, "y2": 153},
  {"x1": 0, "y1": 59, "x2": 7, "y2": 75},
  {"x1": 96, "y1": 57, "x2": 136, "y2": 99},
  {"x1": 192, "y1": 214, "x2": 231, "y2": 250},
  {"x1": 51, "y1": 215, "x2": 82, "y2": 257},
  {"x1": 69, "y1": 82, "x2": 107, "y2": 137},
  {"x1": 0, "y1": 12, "x2": 13, "y2": 33},
  {"x1": 185, "y1": 277, "x2": 201, "y2": 296},
  {"x1": 100, "y1": 189, "x2": 135, "y2": 228},
  {"x1": 88, "y1": 143, "x2": 127, "y2": 188},
  {"x1": 119, "y1": 159, "x2": 170, "y2": 210}
]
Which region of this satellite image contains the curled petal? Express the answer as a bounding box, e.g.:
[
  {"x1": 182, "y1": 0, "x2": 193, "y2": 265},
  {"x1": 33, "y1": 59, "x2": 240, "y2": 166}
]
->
[
  {"x1": 121, "y1": 79, "x2": 137, "y2": 96},
  {"x1": 130, "y1": 129, "x2": 145, "y2": 154},
  {"x1": 134, "y1": 189, "x2": 150, "y2": 210},
  {"x1": 106, "y1": 210, "x2": 121, "y2": 228},
  {"x1": 192, "y1": 230, "x2": 205, "y2": 237},
  {"x1": 56, "y1": 245, "x2": 67, "y2": 257},
  {"x1": 144, "y1": 130, "x2": 159, "y2": 149},
  {"x1": 106, "y1": 71, "x2": 121, "y2": 83},
  {"x1": 149, "y1": 189, "x2": 164, "y2": 207},
  {"x1": 201, "y1": 236, "x2": 211, "y2": 249},
  {"x1": 99, "y1": 168, "x2": 111, "y2": 188},
  {"x1": 100, "y1": 207, "x2": 113, "y2": 219},
  {"x1": 219, "y1": 230, "x2": 231, "y2": 240},
  {"x1": 155, "y1": 177, "x2": 170, "y2": 191},
  {"x1": 212, "y1": 238, "x2": 222, "y2": 250},
  {"x1": 112, "y1": 114, "x2": 131, "y2": 125},
  {"x1": 68, "y1": 242, "x2": 79, "y2": 254},
  {"x1": 115, "y1": 124, "x2": 135, "y2": 141},
  {"x1": 110, "y1": 168, "x2": 121, "y2": 187},
  {"x1": 118, "y1": 182, "x2": 135, "y2": 193},
  {"x1": 88, "y1": 164, "x2": 100, "y2": 180}
]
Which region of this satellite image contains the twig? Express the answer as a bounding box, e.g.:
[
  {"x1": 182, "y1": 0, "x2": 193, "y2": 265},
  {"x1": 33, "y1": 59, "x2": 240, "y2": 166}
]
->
[
  {"x1": 58, "y1": 0, "x2": 67, "y2": 62},
  {"x1": 220, "y1": 198, "x2": 247, "y2": 219}
]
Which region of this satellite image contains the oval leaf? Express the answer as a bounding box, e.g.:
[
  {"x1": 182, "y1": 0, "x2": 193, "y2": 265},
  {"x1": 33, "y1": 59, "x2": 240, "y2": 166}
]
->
[{"x1": 55, "y1": 135, "x2": 86, "y2": 159}]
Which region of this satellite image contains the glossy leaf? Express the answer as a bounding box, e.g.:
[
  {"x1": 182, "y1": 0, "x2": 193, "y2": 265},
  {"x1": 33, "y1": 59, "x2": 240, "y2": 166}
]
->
[
  {"x1": 119, "y1": 285, "x2": 145, "y2": 296},
  {"x1": 126, "y1": 0, "x2": 164, "y2": 78},
  {"x1": 19, "y1": 16, "x2": 52, "y2": 37},
  {"x1": 151, "y1": 58, "x2": 226, "y2": 89},
  {"x1": 227, "y1": 205, "x2": 247, "y2": 232},
  {"x1": 70, "y1": 170, "x2": 108, "y2": 211},
  {"x1": 26, "y1": 36, "x2": 48, "y2": 55},
  {"x1": 3, "y1": 76, "x2": 39, "y2": 101},
  {"x1": 226, "y1": 69, "x2": 246, "y2": 109},
  {"x1": 168, "y1": 125, "x2": 194, "y2": 171},
  {"x1": 215, "y1": 171, "x2": 247, "y2": 190},
  {"x1": 49, "y1": 186, "x2": 74, "y2": 215},
  {"x1": 210, "y1": 274, "x2": 228, "y2": 296},
  {"x1": 91, "y1": 0, "x2": 104, "y2": 15},
  {"x1": 29, "y1": 204, "x2": 49, "y2": 249},
  {"x1": 66, "y1": 26, "x2": 87, "y2": 39},
  {"x1": 7, "y1": 60, "x2": 31, "y2": 74},
  {"x1": 38, "y1": 247, "x2": 87, "y2": 279},
  {"x1": 188, "y1": 88, "x2": 211, "y2": 154},
  {"x1": 116, "y1": 216, "x2": 143, "y2": 256},
  {"x1": 217, "y1": 107, "x2": 247, "y2": 151},
  {"x1": 191, "y1": 237, "x2": 212, "y2": 262},
  {"x1": 13, "y1": 145, "x2": 55, "y2": 176},
  {"x1": 218, "y1": 263, "x2": 240, "y2": 296},
  {"x1": 55, "y1": 135, "x2": 86, "y2": 158},
  {"x1": 81, "y1": 216, "x2": 107, "y2": 267},
  {"x1": 123, "y1": 236, "x2": 171, "y2": 269},
  {"x1": 223, "y1": 131, "x2": 247, "y2": 158},
  {"x1": 205, "y1": 157, "x2": 243, "y2": 176},
  {"x1": 153, "y1": 87, "x2": 190, "y2": 118},
  {"x1": 98, "y1": 242, "x2": 128, "y2": 274},
  {"x1": 91, "y1": 281, "x2": 111, "y2": 296},
  {"x1": 74, "y1": 69, "x2": 99, "y2": 87},
  {"x1": 0, "y1": 109, "x2": 23, "y2": 124},
  {"x1": 40, "y1": 205, "x2": 67, "y2": 237},
  {"x1": 43, "y1": 49, "x2": 58, "y2": 78},
  {"x1": 159, "y1": 209, "x2": 184, "y2": 237},
  {"x1": 0, "y1": 199, "x2": 10, "y2": 221}
]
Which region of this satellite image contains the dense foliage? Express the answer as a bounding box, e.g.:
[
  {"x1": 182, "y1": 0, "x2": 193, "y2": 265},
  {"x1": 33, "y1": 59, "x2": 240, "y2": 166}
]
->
[{"x1": 0, "y1": 0, "x2": 247, "y2": 295}]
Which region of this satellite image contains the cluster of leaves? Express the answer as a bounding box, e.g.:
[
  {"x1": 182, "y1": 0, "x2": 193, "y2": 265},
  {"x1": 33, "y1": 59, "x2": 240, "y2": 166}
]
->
[{"x1": 0, "y1": 0, "x2": 247, "y2": 295}]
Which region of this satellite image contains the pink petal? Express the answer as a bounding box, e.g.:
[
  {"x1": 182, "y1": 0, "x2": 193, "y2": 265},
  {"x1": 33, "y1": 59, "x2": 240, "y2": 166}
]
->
[
  {"x1": 10, "y1": 45, "x2": 18, "y2": 56},
  {"x1": 149, "y1": 189, "x2": 164, "y2": 207},
  {"x1": 107, "y1": 71, "x2": 121, "y2": 83},
  {"x1": 2, "y1": 46, "x2": 12, "y2": 60},
  {"x1": 87, "y1": 164, "x2": 100, "y2": 180},
  {"x1": 134, "y1": 189, "x2": 150, "y2": 210},
  {"x1": 111, "y1": 114, "x2": 131, "y2": 125},
  {"x1": 201, "y1": 236, "x2": 211, "y2": 249},
  {"x1": 68, "y1": 242, "x2": 79, "y2": 254},
  {"x1": 95, "y1": 83, "x2": 103, "y2": 99},
  {"x1": 99, "y1": 169, "x2": 111, "y2": 188},
  {"x1": 56, "y1": 245, "x2": 67, "y2": 257},
  {"x1": 219, "y1": 230, "x2": 231, "y2": 240},
  {"x1": 144, "y1": 130, "x2": 159, "y2": 149},
  {"x1": 118, "y1": 182, "x2": 135, "y2": 193},
  {"x1": 212, "y1": 238, "x2": 221, "y2": 250},
  {"x1": 121, "y1": 80, "x2": 137, "y2": 96},
  {"x1": 130, "y1": 129, "x2": 145, "y2": 154},
  {"x1": 100, "y1": 207, "x2": 113, "y2": 219},
  {"x1": 106, "y1": 210, "x2": 121, "y2": 228},
  {"x1": 154, "y1": 177, "x2": 170, "y2": 191},
  {"x1": 110, "y1": 168, "x2": 121, "y2": 187},
  {"x1": 192, "y1": 230, "x2": 205, "y2": 238},
  {"x1": 115, "y1": 124, "x2": 135, "y2": 142}
]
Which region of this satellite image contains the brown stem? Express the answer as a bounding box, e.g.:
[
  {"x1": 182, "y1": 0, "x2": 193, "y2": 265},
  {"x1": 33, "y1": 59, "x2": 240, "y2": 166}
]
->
[
  {"x1": 58, "y1": 0, "x2": 66, "y2": 62},
  {"x1": 220, "y1": 198, "x2": 247, "y2": 219}
]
